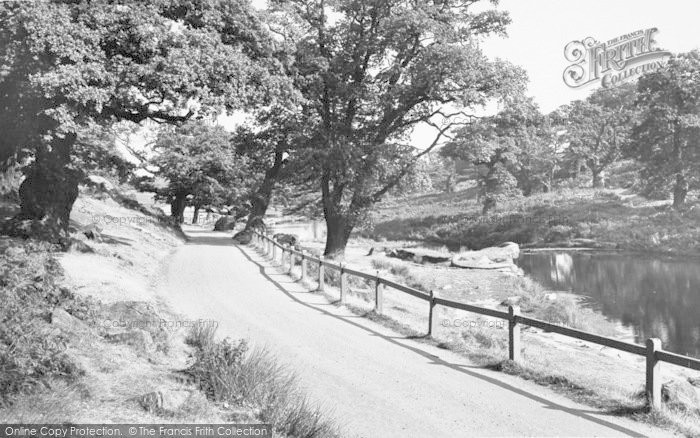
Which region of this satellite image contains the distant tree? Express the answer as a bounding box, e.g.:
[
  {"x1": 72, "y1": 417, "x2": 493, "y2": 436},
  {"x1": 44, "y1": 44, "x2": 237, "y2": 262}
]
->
[
  {"x1": 514, "y1": 117, "x2": 565, "y2": 195},
  {"x1": 279, "y1": 0, "x2": 526, "y2": 257},
  {"x1": 151, "y1": 122, "x2": 252, "y2": 223},
  {"x1": 0, "y1": 0, "x2": 277, "y2": 243},
  {"x1": 631, "y1": 51, "x2": 700, "y2": 208},
  {"x1": 564, "y1": 83, "x2": 637, "y2": 188},
  {"x1": 442, "y1": 98, "x2": 545, "y2": 213}
]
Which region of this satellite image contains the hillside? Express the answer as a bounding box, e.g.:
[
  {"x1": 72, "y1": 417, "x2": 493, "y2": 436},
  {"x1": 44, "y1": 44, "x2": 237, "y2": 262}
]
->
[
  {"x1": 0, "y1": 185, "x2": 338, "y2": 436},
  {"x1": 363, "y1": 186, "x2": 700, "y2": 256}
]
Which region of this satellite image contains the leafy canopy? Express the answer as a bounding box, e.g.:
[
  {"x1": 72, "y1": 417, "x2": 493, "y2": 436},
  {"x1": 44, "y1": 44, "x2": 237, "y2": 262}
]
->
[
  {"x1": 276, "y1": 0, "x2": 526, "y2": 244},
  {"x1": 0, "y1": 0, "x2": 280, "y2": 164},
  {"x1": 151, "y1": 122, "x2": 252, "y2": 209}
]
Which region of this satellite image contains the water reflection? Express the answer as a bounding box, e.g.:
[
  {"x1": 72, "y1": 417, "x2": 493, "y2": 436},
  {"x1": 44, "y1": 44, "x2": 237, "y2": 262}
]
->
[{"x1": 517, "y1": 252, "x2": 700, "y2": 357}]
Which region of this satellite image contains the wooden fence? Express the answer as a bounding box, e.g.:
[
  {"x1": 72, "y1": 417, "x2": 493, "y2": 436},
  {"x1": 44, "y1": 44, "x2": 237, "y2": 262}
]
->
[{"x1": 252, "y1": 231, "x2": 700, "y2": 410}]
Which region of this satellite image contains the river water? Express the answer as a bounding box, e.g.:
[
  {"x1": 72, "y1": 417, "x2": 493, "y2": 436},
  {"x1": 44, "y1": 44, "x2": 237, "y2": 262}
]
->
[{"x1": 516, "y1": 251, "x2": 700, "y2": 357}]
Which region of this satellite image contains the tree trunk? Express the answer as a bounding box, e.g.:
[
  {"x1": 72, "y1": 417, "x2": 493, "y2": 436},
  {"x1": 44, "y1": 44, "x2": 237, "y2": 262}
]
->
[
  {"x1": 673, "y1": 173, "x2": 688, "y2": 209},
  {"x1": 482, "y1": 196, "x2": 496, "y2": 215},
  {"x1": 241, "y1": 150, "x2": 285, "y2": 234},
  {"x1": 9, "y1": 132, "x2": 79, "y2": 245},
  {"x1": 192, "y1": 205, "x2": 200, "y2": 224},
  {"x1": 671, "y1": 121, "x2": 687, "y2": 209},
  {"x1": 444, "y1": 173, "x2": 455, "y2": 193},
  {"x1": 592, "y1": 169, "x2": 604, "y2": 188},
  {"x1": 170, "y1": 192, "x2": 187, "y2": 224},
  {"x1": 323, "y1": 213, "x2": 352, "y2": 259}
]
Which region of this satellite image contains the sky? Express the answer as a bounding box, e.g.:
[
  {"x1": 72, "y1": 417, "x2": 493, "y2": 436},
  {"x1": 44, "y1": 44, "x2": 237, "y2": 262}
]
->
[
  {"x1": 138, "y1": 0, "x2": 700, "y2": 157},
  {"x1": 244, "y1": 0, "x2": 700, "y2": 148},
  {"x1": 480, "y1": 0, "x2": 700, "y2": 113}
]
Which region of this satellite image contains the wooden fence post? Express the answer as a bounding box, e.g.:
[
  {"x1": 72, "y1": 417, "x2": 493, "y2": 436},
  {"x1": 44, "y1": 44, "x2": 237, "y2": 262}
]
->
[
  {"x1": 272, "y1": 241, "x2": 277, "y2": 262},
  {"x1": 428, "y1": 290, "x2": 436, "y2": 337},
  {"x1": 318, "y1": 257, "x2": 325, "y2": 291},
  {"x1": 374, "y1": 271, "x2": 383, "y2": 315},
  {"x1": 287, "y1": 246, "x2": 294, "y2": 274},
  {"x1": 340, "y1": 263, "x2": 347, "y2": 303},
  {"x1": 301, "y1": 252, "x2": 307, "y2": 281},
  {"x1": 508, "y1": 305, "x2": 521, "y2": 363},
  {"x1": 646, "y1": 338, "x2": 662, "y2": 410}
]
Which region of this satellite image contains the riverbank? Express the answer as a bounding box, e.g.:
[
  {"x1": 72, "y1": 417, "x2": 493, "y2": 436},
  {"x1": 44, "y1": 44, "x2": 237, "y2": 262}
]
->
[
  {"x1": 361, "y1": 187, "x2": 700, "y2": 257},
  {"x1": 275, "y1": 226, "x2": 700, "y2": 437}
]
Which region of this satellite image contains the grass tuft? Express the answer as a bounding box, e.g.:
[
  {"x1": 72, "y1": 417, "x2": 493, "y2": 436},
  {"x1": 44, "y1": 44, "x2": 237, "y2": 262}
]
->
[{"x1": 185, "y1": 326, "x2": 340, "y2": 437}]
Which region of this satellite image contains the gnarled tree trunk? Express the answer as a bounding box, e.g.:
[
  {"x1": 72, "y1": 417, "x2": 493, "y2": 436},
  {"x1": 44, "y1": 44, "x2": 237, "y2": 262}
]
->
[
  {"x1": 323, "y1": 211, "x2": 353, "y2": 259},
  {"x1": 170, "y1": 192, "x2": 187, "y2": 224},
  {"x1": 234, "y1": 150, "x2": 285, "y2": 243},
  {"x1": 192, "y1": 205, "x2": 200, "y2": 224},
  {"x1": 6, "y1": 131, "x2": 79, "y2": 245}
]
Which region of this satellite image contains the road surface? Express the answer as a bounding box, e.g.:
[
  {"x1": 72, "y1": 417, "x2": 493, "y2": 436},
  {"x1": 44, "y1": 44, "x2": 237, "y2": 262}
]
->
[{"x1": 159, "y1": 227, "x2": 675, "y2": 438}]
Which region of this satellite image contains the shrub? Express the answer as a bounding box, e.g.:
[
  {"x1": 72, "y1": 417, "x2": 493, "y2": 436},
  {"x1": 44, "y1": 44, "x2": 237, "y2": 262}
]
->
[
  {"x1": 185, "y1": 321, "x2": 219, "y2": 352},
  {"x1": 0, "y1": 240, "x2": 86, "y2": 402},
  {"x1": 185, "y1": 327, "x2": 339, "y2": 437},
  {"x1": 0, "y1": 162, "x2": 22, "y2": 204}
]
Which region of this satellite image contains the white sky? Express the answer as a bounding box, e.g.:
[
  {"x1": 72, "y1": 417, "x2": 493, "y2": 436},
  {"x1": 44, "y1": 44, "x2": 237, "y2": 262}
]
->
[
  {"x1": 243, "y1": 0, "x2": 700, "y2": 148},
  {"x1": 481, "y1": 0, "x2": 700, "y2": 113},
  {"x1": 165, "y1": 0, "x2": 698, "y2": 160}
]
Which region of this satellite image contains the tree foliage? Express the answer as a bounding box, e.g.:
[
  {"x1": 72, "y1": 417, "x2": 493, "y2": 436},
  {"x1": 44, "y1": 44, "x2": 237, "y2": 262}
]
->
[
  {"x1": 151, "y1": 122, "x2": 252, "y2": 222},
  {"x1": 631, "y1": 51, "x2": 700, "y2": 207},
  {"x1": 442, "y1": 98, "x2": 557, "y2": 212},
  {"x1": 563, "y1": 83, "x2": 637, "y2": 187},
  {"x1": 276, "y1": 0, "x2": 526, "y2": 256},
  {"x1": 0, "y1": 0, "x2": 279, "y2": 241}
]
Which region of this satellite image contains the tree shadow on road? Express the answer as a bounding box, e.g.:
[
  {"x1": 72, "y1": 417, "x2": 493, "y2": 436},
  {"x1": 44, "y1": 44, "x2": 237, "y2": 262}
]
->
[{"x1": 234, "y1": 242, "x2": 650, "y2": 438}]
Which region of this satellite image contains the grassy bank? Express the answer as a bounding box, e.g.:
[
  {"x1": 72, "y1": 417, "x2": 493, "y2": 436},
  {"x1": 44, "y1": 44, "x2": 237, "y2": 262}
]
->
[
  {"x1": 281, "y1": 232, "x2": 700, "y2": 437},
  {"x1": 362, "y1": 187, "x2": 700, "y2": 256},
  {"x1": 1, "y1": 186, "x2": 339, "y2": 435}
]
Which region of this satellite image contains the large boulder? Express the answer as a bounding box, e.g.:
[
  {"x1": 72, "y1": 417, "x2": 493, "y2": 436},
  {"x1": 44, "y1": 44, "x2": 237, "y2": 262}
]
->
[
  {"x1": 135, "y1": 389, "x2": 193, "y2": 413},
  {"x1": 387, "y1": 247, "x2": 451, "y2": 264},
  {"x1": 662, "y1": 379, "x2": 700, "y2": 412},
  {"x1": 232, "y1": 229, "x2": 253, "y2": 244},
  {"x1": 451, "y1": 242, "x2": 520, "y2": 270},
  {"x1": 102, "y1": 301, "x2": 168, "y2": 351},
  {"x1": 273, "y1": 233, "x2": 298, "y2": 247},
  {"x1": 213, "y1": 216, "x2": 237, "y2": 231},
  {"x1": 105, "y1": 329, "x2": 155, "y2": 354},
  {"x1": 51, "y1": 308, "x2": 92, "y2": 336}
]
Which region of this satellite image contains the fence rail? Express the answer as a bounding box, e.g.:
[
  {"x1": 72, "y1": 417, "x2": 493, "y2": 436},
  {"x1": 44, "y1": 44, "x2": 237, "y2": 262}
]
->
[{"x1": 252, "y1": 231, "x2": 700, "y2": 410}]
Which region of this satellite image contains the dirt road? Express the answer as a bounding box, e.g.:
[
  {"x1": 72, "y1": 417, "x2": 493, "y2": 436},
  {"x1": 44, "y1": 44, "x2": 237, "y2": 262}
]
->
[{"x1": 159, "y1": 228, "x2": 675, "y2": 438}]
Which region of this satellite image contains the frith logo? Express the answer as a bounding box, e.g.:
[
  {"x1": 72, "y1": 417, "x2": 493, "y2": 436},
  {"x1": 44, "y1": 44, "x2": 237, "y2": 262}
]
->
[{"x1": 563, "y1": 28, "x2": 671, "y2": 88}]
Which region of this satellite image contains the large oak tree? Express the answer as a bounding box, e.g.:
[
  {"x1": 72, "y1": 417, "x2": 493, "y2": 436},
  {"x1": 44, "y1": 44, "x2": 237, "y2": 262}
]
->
[
  {"x1": 632, "y1": 51, "x2": 700, "y2": 208},
  {"x1": 564, "y1": 83, "x2": 637, "y2": 188},
  {"x1": 277, "y1": 0, "x2": 526, "y2": 257},
  {"x1": 0, "y1": 0, "x2": 279, "y2": 244}
]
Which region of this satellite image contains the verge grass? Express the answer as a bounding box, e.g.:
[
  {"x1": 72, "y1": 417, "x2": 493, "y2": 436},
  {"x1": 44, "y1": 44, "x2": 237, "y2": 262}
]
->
[{"x1": 185, "y1": 326, "x2": 341, "y2": 438}]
